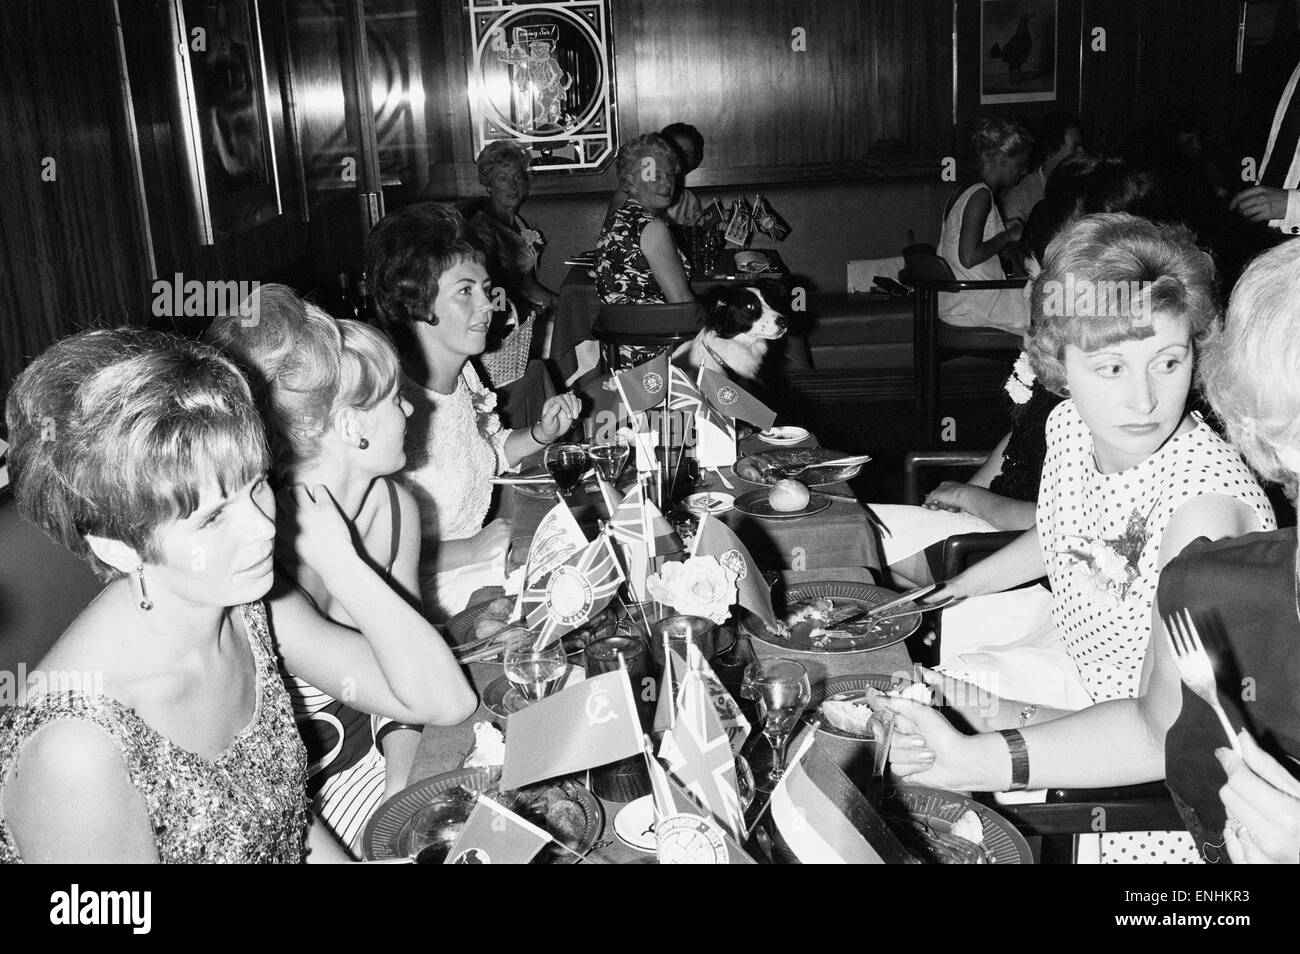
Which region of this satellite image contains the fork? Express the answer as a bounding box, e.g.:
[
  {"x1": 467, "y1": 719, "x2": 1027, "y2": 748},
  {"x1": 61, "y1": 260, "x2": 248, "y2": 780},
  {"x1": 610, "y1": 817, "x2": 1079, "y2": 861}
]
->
[
  {"x1": 781, "y1": 454, "x2": 872, "y2": 478},
  {"x1": 1164, "y1": 608, "x2": 1242, "y2": 754}
]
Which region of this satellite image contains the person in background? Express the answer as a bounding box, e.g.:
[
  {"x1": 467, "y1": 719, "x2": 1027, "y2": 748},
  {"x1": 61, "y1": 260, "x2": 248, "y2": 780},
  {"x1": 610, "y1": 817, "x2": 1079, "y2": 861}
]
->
[
  {"x1": 937, "y1": 118, "x2": 1033, "y2": 333},
  {"x1": 366, "y1": 202, "x2": 580, "y2": 619},
  {"x1": 602, "y1": 123, "x2": 706, "y2": 230},
  {"x1": 206, "y1": 285, "x2": 472, "y2": 855},
  {"x1": 1001, "y1": 111, "x2": 1086, "y2": 226},
  {"x1": 1231, "y1": 57, "x2": 1300, "y2": 235}
]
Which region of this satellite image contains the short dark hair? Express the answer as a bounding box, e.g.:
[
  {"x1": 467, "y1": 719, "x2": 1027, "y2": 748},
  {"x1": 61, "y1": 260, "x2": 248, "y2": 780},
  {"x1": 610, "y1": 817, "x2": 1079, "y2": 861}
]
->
[
  {"x1": 1032, "y1": 111, "x2": 1084, "y2": 168},
  {"x1": 365, "y1": 202, "x2": 484, "y2": 330},
  {"x1": 660, "y1": 122, "x2": 704, "y2": 158}
]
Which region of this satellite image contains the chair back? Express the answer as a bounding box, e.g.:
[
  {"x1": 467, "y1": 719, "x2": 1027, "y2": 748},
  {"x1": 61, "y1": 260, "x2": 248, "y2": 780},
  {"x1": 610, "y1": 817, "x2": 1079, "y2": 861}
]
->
[{"x1": 593, "y1": 301, "x2": 704, "y2": 370}]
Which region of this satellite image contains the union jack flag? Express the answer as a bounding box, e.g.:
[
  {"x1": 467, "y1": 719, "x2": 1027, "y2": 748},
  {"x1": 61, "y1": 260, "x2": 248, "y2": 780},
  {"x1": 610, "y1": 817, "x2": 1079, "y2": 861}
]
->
[
  {"x1": 608, "y1": 477, "x2": 680, "y2": 555},
  {"x1": 657, "y1": 665, "x2": 745, "y2": 839},
  {"x1": 521, "y1": 534, "x2": 625, "y2": 647}
]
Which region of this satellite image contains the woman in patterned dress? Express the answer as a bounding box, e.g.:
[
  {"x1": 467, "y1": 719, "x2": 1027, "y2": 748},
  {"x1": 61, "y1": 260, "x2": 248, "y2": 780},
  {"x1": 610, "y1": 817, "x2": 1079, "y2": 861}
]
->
[
  {"x1": 0, "y1": 330, "x2": 473, "y2": 862},
  {"x1": 206, "y1": 285, "x2": 473, "y2": 856},
  {"x1": 881, "y1": 215, "x2": 1275, "y2": 863},
  {"x1": 366, "y1": 203, "x2": 580, "y2": 619}
]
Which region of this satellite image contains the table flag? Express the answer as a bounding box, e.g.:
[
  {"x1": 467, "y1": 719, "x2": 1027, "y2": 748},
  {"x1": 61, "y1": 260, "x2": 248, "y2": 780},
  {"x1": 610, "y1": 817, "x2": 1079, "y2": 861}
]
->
[
  {"x1": 644, "y1": 741, "x2": 756, "y2": 864},
  {"x1": 609, "y1": 478, "x2": 681, "y2": 556},
  {"x1": 651, "y1": 641, "x2": 688, "y2": 736},
  {"x1": 657, "y1": 664, "x2": 745, "y2": 840},
  {"x1": 689, "y1": 513, "x2": 777, "y2": 629},
  {"x1": 613, "y1": 351, "x2": 672, "y2": 414},
  {"x1": 723, "y1": 197, "x2": 752, "y2": 247},
  {"x1": 768, "y1": 730, "x2": 915, "y2": 864},
  {"x1": 697, "y1": 367, "x2": 777, "y2": 430},
  {"x1": 443, "y1": 794, "x2": 553, "y2": 865},
  {"x1": 684, "y1": 640, "x2": 750, "y2": 756},
  {"x1": 521, "y1": 534, "x2": 625, "y2": 647},
  {"x1": 512, "y1": 499, "x2": 588, "y2": 621},
  {"x1": 500, "y1": 669, "x2": 644, "y2": 790},
  {"x1": 694, "y1": 413, "x2": 737, "y2": 469},
  {"x1": 752, "y1": 194, "x2": 791, "y2": 241}
]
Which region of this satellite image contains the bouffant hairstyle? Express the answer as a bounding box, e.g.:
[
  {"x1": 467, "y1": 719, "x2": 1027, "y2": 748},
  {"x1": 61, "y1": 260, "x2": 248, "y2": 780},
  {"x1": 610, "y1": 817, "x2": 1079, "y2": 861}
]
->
[
  {"x1": 971, "y1": 118, "x2": 1034, "y2": 163},
  {"x1": 1200, "y1": 240, "x2": 1300, "y2": 497},
  {"x1": 1025, "y1": 213, "x2": 1219, "y2": 396},
  {"x1": 365, "y1": 202, "x2": 484, "y2": 331},
  {"x1": 615, "y1": 133, "x2": 679, "y2": 193},
  {"x1": 475, "y1": 140, "x2": 531, "y2": 187},
  {"x1": 204, "y1": 283, "x2": 401, "y2": 478},
  {"x1": 5, "y1": 329, "x2": 269, "y2": 579}
]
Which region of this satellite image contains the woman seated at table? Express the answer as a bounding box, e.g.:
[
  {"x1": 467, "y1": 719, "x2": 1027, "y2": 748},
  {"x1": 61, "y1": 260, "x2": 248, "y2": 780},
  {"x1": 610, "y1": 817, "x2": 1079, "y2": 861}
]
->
[
  {"x1": 0, "y1": 329, "x2": 472, "y2": 862},
  {"x1": 595, "y1": 133, "x2": 694, "y2": 366},
  {"x1": 602, "y1": 123, "x2": 705, "y2": 231},
  {"x1": 885, "y1": 159, "x2": 1169, "y2": 586},
  {"x1": 206, "y1": 285, "x2": 470, "y2": 854},
  {"x1": 879, "y1": 213, "x2": 1275, "y2": 863},
  {"x1": 460, "y1": 142, "x2": 555, "y2": 387},
  {"x1": 366, "y1": 202, "x2": 580, "y2": 619},
  {"x1": 886, "y1": 238, "x2": 1300, "y2": 864},
  {"x1": 937, "y1": 118, "x2": 1033, "y2": 333}
]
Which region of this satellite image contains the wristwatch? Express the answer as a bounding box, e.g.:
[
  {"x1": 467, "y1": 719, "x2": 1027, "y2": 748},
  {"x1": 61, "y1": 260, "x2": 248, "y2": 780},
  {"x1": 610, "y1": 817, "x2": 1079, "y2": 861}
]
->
[{"x1": 1016, "y1": 704, "x2": 1039, "y2": 728}]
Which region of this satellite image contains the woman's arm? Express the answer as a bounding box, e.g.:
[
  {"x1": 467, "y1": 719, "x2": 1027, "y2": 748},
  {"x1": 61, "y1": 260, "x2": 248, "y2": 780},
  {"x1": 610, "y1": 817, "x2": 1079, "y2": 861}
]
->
[
  {"x1": 957, "y1": 188, "x2": 1019, "y2": 270},
  {"x1": 4, "y1": 721, "x2": 160, "y2": 862},
  {"x1": 272, "y1": 485, "x2": 476, "y2": 726},
  {"x1": 968, "y1": 432, "x2": 1010, "y2": 488},
  {"x1": 931, "y1": 524, "x2": 1046, "y2": 602},
  {"x1": 503, "y1": 392, "x2": 581, "y2": 466},
  {"x1": 378, "y1": 727, "x2": 421, "y2": 801},
  {"x1": 387, "y1": 482, "x2": 424, "y2": 610},
  {"x1": 304, "y1": 813, "x2": 355, "y2": 863},
  {"x1": 640, "y1": 218, "x2": 694, "y2": 302}
]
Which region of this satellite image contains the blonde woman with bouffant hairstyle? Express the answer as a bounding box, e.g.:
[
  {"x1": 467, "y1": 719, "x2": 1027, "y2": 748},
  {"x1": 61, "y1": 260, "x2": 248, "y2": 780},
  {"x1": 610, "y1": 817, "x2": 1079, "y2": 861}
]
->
[{"x1": 206, "y1": 284, "x2": 474, "y2": 855}]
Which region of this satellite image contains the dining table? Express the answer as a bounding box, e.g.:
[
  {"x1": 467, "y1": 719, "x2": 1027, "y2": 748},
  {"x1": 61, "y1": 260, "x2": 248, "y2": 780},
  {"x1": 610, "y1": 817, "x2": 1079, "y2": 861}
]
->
[
  {"x1": 549, "y1": 246, "x2": 792, "y2": 384},
  {"x1": 402, "y1": 425, "x2": 918, "y2": 863}
]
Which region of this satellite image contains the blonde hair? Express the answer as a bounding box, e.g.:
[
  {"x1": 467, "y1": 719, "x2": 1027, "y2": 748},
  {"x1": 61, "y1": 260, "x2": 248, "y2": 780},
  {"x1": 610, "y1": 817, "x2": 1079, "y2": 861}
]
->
[
  {"x1": 615, "y1": 133, "x2": 679, "y2": 193},
  {"x1": 1200, "y1": 239, "x2": 1300, "y2": 496},
  {"x1": 1025, "y1": 213, "x2": 1218, "y2": 395},
  {"x1": 204, "y1": 283, "x2": 401, "y2": 478},
  {"x1": 5, "y1": 329, "x2": 269, "y2": 579},
  {"x1": 971, "y1": 118, "x2": 1034, "y2": 163}
]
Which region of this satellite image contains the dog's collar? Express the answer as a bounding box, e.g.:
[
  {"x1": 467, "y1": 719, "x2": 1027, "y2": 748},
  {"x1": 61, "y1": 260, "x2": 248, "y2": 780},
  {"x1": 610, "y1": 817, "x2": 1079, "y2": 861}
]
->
[{"x1": 701, "y1": 337, "x2": 736, "y2": 378}]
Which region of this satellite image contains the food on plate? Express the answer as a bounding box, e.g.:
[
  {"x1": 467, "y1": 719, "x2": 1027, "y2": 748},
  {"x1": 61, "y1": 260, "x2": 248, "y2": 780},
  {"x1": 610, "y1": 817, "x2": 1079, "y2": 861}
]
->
[
  {"x1": 883, "y1": 805, "x2": 995, "y2": 864},
  {"x1": 949, "y1": 809, "x2": 985, "y2": 846},
  {"x1": 405, "y1": 782, "x2": 589, "y2": 863},
  {"x1": 469, "y1": 597, "x2": 517, "y2": 641},
  {"x1": 462, "y1": 722, "x2": 505, "y2": 769},
  {"x1": 768, "y1": 478, "x2": 810, "y2": 512},
  {"x1": 821, "y1": 694, "x2": 877, "y2": 736},
  {"x1": 888, "y1": 682, "x2": 934, "y2": 706}
]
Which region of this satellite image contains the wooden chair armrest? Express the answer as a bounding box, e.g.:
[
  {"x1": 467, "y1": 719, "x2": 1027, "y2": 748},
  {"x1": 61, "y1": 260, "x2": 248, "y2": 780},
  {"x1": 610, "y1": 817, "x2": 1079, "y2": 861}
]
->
[{"x1": 903, "y1": 449, "x2": 992, "y2": 504}]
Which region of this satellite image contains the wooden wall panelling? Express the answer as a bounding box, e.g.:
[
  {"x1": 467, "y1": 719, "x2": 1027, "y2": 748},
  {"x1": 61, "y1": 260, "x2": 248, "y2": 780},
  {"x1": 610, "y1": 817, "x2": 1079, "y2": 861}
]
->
[{"x1": 0, "y1": 0, "x2": 153, "y2": 409}]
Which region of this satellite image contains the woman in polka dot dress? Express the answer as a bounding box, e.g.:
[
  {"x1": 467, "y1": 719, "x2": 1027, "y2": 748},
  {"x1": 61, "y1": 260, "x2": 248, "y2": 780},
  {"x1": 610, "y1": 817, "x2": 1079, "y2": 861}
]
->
[{"x1": 880, "y1": 215, "x2": 1275, "y2": 864}]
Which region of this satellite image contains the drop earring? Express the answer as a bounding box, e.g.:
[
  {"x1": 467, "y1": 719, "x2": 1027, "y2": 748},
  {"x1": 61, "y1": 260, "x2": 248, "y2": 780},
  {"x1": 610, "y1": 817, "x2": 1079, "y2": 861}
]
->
[
  {"x1": 359, "y1": 437, "x2": 369, "y2": 450},
  {"x1": 134, "y1": 563, "x2": 153, "y2": 611}
]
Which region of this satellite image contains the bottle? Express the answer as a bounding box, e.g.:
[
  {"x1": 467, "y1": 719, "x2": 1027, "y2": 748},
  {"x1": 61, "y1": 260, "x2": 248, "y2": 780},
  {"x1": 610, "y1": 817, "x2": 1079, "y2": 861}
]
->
[
  {"x1": 335, "y1": 269, "x2": 358, "y2": 321},
  {"x1": 357, "y1": 271, "x2": 372, "y2": 324}
]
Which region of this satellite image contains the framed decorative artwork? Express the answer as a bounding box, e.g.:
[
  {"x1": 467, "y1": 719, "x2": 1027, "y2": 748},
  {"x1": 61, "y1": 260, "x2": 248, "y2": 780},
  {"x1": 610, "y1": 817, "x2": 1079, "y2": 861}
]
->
[
  {"x1": 466, "y1": 0, "x2": 618, "y2": 172},
  {"x1": 170, "y1": 0, "x2": 282, "y2": 244}
]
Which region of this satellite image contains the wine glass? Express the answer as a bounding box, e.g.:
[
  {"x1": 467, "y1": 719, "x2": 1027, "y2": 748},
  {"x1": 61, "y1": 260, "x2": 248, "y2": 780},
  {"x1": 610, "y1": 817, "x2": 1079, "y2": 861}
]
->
[
  {"x1": 740, "y1": 658, "x2": 811, "y2": 791},
  {"x1": 502, "y1": 632, "x2": 568, "y2": 705},
  {"x1": 544, "y1": 443, "x2": 589, "y2": 497},
  {"x1": 588, "y1": 435, "x2": 631, "y2": 484}
]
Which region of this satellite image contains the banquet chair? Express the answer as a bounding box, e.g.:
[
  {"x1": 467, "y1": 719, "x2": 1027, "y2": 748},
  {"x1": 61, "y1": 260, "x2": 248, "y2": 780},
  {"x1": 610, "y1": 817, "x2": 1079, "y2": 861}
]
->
[
  {"x1": 926, "y1": 527, "x2": 1186, "y2": 863},
  {"x1": 899, "y1": 250, "x2": 1024, "y2": 448},
  {"x1": 592, "y1": 301, "x2": 705, "y2": 372}
]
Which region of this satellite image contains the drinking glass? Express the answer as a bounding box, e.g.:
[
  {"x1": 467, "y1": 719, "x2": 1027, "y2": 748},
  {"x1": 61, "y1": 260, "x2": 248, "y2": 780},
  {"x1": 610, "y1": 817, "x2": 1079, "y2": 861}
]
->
[
  {"x1": 503, "y1": 632, "x2": 568, "y2": 704},
  {"x1": 740, "y1": 658, "x2": 811, "y2": 791},
  {"x1": 544, "y1": 443, "x2": 589, "y2": 497},
  {"x1": 588, "y1": 436, "x2": 631, "y2": 484}
]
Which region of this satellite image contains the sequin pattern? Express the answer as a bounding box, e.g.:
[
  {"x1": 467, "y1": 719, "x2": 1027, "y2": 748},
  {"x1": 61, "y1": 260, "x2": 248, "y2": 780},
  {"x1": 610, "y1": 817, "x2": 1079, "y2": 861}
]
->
[{"x1": 0, "y1": 602, "x2": 307, "y2": 863}]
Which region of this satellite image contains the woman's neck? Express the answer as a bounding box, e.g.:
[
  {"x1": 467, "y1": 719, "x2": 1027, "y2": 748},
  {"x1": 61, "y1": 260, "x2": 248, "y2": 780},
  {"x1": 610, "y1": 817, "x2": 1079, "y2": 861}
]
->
[
  {"x1": 112, "y1": 580, "x2": 235, "y2": 666},
  {"x1": 487, "y1": 200, "x2": 517, "y2": 226},
  {"x1": 292, "y1": 455, "x2": 377, "y2": 524},
  {"x1": 406, "y1": 325, "x2": 465, "y2": 394}
]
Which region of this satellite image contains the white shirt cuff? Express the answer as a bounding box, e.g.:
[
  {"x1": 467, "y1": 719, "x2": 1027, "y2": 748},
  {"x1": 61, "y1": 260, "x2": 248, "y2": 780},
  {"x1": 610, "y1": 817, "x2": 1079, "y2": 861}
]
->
[{"x1": 1269, "y1": 190, "x2": 1300, "y2": 235}]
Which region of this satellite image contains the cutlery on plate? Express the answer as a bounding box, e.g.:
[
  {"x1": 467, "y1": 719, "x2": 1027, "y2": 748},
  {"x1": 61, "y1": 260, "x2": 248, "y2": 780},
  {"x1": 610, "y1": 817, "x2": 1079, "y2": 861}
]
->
[
  {"x1": 1164, "y1": 608, "x2": 1242, "y2": 754},
  {"x1": 781, "y1": 454, "x2": 872, "y2": 477},
  {"x1": 710, "y1": 467, "x2": 735, "y2": 490}
]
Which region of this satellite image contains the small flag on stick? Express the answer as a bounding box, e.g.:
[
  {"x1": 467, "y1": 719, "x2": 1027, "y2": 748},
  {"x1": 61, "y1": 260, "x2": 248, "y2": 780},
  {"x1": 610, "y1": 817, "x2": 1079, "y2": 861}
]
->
[{"x1": 443, "y1": 794, "x2": 553, "y2": 865}]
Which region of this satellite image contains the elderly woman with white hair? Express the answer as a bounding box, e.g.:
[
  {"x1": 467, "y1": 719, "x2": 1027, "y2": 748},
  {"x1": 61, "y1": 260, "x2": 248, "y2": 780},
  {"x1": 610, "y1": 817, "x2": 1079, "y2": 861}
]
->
[{"x1": 880, "y1": 213, "x2": 1277, "y2": 864}]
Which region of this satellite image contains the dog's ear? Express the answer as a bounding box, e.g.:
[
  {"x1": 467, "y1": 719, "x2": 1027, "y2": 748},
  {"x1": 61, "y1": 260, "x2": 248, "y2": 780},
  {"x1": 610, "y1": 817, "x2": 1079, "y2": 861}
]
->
[
  {"x1": 755, "y1": 279, "x2": 791, "y2": 315},
  {"x1": 699, "y1": 288, "x2": 734, "y2": 334}
]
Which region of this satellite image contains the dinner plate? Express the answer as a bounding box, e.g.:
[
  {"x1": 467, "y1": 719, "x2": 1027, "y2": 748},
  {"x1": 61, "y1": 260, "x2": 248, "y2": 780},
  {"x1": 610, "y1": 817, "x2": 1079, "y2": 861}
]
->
[
  {"x1": 805, "y1": 672, "x2": 919, "y2": 711},
  {"x1": 613, "y1": 795, "x2": 658, "y2": 853},
  {"x1": 757, "y1": 426, "x2": 810, "y2": 445},
  {"x1": 510, "y1": 466, "x2": 559, "y2": 499},
  {"x1": 734, "y1": 489, "x2": 830, "y2": 520},
  {"x1": 733, "y1": 448, "x2": 867, "y2": 487},
  {"x1": 888, "y1": 785, "x2": 1033, "y2": 865},
  {"x1": 744, "y1": 581, "x2": 923, "y2": 654},
  {"x1": 362, "y1": 768, "x2": 602, "y2": 863},
  {"x1": 685, "y1": 491, "x2": 734, "y2": 515},
  {"x1": 445, "y1": 597, "x2": 516, "y2": 646}
]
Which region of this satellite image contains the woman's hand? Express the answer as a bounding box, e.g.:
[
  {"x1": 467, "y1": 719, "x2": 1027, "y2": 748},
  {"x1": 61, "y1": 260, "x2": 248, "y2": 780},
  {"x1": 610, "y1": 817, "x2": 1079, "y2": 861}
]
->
[
  {"x1": 278, "y1": 483, "x2": 356, "y2": 580},
  {"x1": 1229, "y1": 186, "x2": 1289, "y2": 224},
  {"x1": 924, "y1": 480, "x2": 972, "y2": 513},
  {"x1": 874, "y1": 696, "x2": 990, "y2": 790},
  {"x1": 1218, "y1": 730, "x2": 1300, "y2": 864},
  {"x1": 467, "y1": 517, "x2": 512, "y2": 567},
  {"x1": 532, "y1": 393, "x2": 581, "y2": 444},
  {"x1": 916, "y1": 667, "x2": 1017, "y2": 733}
]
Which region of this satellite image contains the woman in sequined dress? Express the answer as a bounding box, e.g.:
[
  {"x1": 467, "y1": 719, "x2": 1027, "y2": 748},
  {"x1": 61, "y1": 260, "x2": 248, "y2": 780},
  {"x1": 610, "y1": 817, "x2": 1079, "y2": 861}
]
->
[{"x1": 0, "y1": 330, "x2": 473, "y2": 862}]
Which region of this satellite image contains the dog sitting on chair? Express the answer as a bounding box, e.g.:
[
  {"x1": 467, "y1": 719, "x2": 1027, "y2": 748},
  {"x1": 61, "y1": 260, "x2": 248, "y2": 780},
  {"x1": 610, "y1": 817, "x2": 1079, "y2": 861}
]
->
[{"x1": 676, "y1": 281, "x2": 789, "y2": 381}]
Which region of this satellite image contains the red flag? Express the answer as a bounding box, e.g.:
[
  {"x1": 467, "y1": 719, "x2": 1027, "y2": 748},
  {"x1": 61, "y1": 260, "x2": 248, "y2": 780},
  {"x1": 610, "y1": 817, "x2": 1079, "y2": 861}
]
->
[
  {"x1": 613, "y1": 351, "x2": 671, "y2": 413},
  {"x1": 690, "y1": 512, "x2": 777, "y2": 629},
  {"x1": 698, "y1": 367, "x2": 777, "y2": 430},
  {"x1": 501, "y1": 669, "x2": 644, "y2": 790},
  {"x1": 443, "y1": 794, "x2": 553, "y2": 865},
  {"x1": 657, "y1": 666, "x2": 745, "y2": 839},
  {"x1": 521, "y1": 534, "x2": 625, "y2": 646},
  {"x1": 752, "y1": 194, "x2": 791, "y2": 241}
]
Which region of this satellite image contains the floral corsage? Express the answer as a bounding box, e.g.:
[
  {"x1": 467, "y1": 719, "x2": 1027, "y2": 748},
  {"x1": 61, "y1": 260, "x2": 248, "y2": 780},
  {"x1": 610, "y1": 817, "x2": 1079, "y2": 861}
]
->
[
  {"x1": 1004, "y1": 352, "x2": 1035, "y2": 405},
  {"x1": 1055, "y1": 501, "x2": 1156, "y2": 605},
  {"x1": 471, "y1": 385, "x2": 502, "y2": 438}
]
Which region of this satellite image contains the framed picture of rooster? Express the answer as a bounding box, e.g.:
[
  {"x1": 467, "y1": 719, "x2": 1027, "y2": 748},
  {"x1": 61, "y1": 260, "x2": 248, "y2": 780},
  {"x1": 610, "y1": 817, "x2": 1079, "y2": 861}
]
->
[{"x1": 955, "y1": 0, "x2": 1081, "y2": 123}]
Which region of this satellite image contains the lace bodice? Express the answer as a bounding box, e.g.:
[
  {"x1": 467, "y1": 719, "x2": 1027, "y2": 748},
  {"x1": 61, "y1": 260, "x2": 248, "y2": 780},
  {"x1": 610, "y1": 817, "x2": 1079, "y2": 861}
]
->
[
  {"x1": 400, "y1": 364, "x2": 511, "y2": 543},
  {"x1": 0, "y1": 602, "x2": 307, "y2": 863}
]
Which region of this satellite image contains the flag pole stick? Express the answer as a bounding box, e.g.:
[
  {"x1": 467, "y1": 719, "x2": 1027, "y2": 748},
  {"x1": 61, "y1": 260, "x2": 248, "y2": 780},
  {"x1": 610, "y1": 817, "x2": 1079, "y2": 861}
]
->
[
  {"x1": 664, "y1": 629, "x2": 676, "y2": 730},
  {"x1": 659, "y1": 360, "x2": 671, "y2": 510}
]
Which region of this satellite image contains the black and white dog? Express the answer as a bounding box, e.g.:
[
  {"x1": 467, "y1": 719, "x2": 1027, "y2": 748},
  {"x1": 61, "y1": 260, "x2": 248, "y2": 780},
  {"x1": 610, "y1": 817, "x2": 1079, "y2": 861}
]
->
[{"x1": 676, "y1": 280, "x2": 789, "y2": 381}]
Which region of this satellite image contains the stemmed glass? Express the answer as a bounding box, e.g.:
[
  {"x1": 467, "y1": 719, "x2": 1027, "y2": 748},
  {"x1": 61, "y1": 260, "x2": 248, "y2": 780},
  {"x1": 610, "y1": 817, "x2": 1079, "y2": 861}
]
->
[
  {"x1": 544, "y1": 443, "x2": 589, "y2": 498},
  {"x1": 588, "y1": 435, "x2": 631, "y2": 484},
  {"x1": 740, "y1": 658, "x2": 811, "y2": 792},
  {"x1": 502, "y1": 632, "x2": 568, "y2": 705}
]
